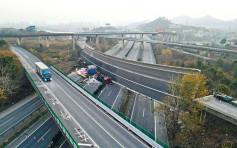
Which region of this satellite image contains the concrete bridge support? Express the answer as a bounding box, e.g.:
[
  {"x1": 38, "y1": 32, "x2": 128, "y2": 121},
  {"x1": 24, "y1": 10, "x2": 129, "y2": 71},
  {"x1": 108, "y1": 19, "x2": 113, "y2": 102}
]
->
[
  {"x1": 199, "y1": 110, "x2": 207, "y2": 125},
  {"x1": 17, "y1": 37, "x2": 22, "y2": 45},
  {"x1": 121, "y1": 34, "x2": 124, "y2": 48},
  {"x1": 152, "y1": 34, "x2": 157, "y2": 40},
  {"x1": 46, "y1": 36, "x2": 49, "y2": 47},
  {"x1": 96, "y1": 35, "x2": 99, "y2": 44},
  {"x1": 72, "y1": 36, "x2": 75, "y2": 50}
]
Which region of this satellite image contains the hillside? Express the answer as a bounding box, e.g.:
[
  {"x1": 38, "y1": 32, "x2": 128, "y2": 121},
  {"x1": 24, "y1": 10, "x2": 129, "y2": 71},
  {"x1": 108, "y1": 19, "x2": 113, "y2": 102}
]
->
[
  {"x1": 136, "y1": 17, "x2": 172, "y2": 30},
  {"x1": 171, "y1": 15, "x2": 237, "y2": 30}
]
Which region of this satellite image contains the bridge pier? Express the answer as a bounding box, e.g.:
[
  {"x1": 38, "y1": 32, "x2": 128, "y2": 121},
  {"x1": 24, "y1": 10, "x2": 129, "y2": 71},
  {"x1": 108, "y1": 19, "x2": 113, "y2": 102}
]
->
[
  {"x1": 152, "y1": 34, "x2": 156, "y2": 40},
  {"x1": 121, "y1": 34, "x2": 124, "y2": 48},
  {"x1": 46, "y1": 36, "x2": 49, "y2": 47},
  {"x1": 17, "y1": 37, "x2": 22, "y2": 45},
  {"x1": 72, "y1": 36, "x2": 75, "y2": 50},
  {"x1": 96, "y1": 35, "x2": 99, "y2": 44},
  {"x1": 199, "y1": 110, "x2": 206, "y2": 125}
]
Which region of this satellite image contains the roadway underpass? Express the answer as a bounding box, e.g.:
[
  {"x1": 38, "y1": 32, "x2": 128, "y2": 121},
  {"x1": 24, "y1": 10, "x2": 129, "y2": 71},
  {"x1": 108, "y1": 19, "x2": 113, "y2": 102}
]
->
[{"x1": 11, "y1": 46, "x2": 155, "y2": 148}]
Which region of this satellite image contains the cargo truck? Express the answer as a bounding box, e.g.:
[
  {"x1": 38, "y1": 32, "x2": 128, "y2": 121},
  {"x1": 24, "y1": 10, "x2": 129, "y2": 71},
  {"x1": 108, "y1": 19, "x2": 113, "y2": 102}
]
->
[{"x1": 35, "y1": 62, "x2": 52, "y2": 81}]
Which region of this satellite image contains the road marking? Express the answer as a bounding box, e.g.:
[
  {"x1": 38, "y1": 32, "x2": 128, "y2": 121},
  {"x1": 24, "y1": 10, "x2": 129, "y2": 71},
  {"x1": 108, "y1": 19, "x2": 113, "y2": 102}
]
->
[
  {"x1": 37, "y1": 129, "x2": 51, "y2": 142},
  {"x1": 130, "y1": 94, "x2": 137, "y2": 121},
  {"x1": 0, "y1": 117, "x2": 13, "y2": 126},
  {"x1": 111, "y1": 87, "x2": 122, "y2": 108},
  {"x1": 15, "y1": 117, "x2": 51, "y2": 148},
  {"x1": 12, "y1": 47, "x2": 98, "y2": 147},
  {"x1": 81, "y1": 54, "x2": 175, "y2": 97},
  {"x1": 108, "y1": 91, "x2": 112, "y2": 96},
  {"x1": 154, "y1": 114, "x2": 157, "y2": 139},
  {"x1": 59, "y1": 140, "x2": 66, "y2": 148},
  {"x1": 52, "y1": 81, "x2": 124, "y2": 148},
  {"x1": 143, "y1": 108, "x2": 145, "y2": 118}
]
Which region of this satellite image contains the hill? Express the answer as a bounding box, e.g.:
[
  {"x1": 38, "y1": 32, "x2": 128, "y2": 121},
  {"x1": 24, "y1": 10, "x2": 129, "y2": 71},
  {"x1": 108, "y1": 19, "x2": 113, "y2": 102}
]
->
[{"x1": 171, "y1": 15, "x2": 237, "y2": 30}]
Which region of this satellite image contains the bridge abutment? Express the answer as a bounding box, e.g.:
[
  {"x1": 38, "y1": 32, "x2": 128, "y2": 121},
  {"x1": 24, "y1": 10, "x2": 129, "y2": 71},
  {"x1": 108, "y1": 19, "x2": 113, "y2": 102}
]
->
[{"x1": 96, "y1": 35, "x2": 99, "y2": 44}]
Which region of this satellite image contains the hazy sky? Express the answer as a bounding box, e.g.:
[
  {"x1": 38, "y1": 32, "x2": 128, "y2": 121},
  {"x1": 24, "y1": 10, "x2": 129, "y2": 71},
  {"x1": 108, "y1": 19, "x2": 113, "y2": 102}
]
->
[{"x1": 0, "y1": 0, "x2": 236, "y2": 25}]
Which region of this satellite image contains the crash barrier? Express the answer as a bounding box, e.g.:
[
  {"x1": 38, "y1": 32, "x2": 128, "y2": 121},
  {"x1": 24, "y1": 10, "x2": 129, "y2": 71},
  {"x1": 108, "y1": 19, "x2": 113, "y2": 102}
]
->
[
  {"x1": 25, "y1": 70, "x2": 79, "y2": 148},
  {"x1": 51, "y1": 65, "x2": 169, "y2": 148}
]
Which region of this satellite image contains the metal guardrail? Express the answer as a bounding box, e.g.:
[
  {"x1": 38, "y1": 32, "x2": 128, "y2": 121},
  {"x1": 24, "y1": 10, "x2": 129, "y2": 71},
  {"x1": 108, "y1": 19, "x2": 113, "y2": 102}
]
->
[
  {"x1": 51, "y1": 65, "x2": 169, "y2": 148},
  {"x1": 24, "y1": 70, "x2": 79, "y2": 148},
  {"x1": 84, "y1": 46, "x2": 201, "y2": 74}
]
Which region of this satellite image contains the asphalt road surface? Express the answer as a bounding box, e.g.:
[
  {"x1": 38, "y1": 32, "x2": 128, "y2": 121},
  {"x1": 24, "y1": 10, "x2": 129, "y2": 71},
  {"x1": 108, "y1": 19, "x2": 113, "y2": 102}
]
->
[
  {"x1": 143, "y1": 35, "x2": 156, "y2": 64},
  {"x1": 16, "y1": 118, "x2": 59, "y2": 148},
  {"x1": 0, "y1": 96, "x2": 43, "y2": 135},
  {"x1": 126, "y1": 35, "x2": 141, "y2": 61},
  {"x1": 98, "y1": 84, "x2": 121, "y2": 107},
  {"x1": 12, "y1": 46, "x2": 150, "y2": 148},
  {"x1": 81, "y1": 49, "x2": 173, "y2": 100}
]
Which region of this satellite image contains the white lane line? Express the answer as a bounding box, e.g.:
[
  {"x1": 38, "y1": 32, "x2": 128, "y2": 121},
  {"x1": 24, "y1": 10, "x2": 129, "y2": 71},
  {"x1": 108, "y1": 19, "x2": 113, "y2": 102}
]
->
[
  {"x1": 84, "y1": 52, "x2": 171, "y2": 83},
  {"x1": 81, "y1": 55, "x2": 175, "y2": 97},
  {"x1": 111, "y1": 87, "x2": 122, "y2": 108},
  {"x1": 53, "y1": 71, "x2": 149, "y2": 148},
  {"x1": 85, "y1": 46, "x2": 193, "y2": 74},
  {"x1": 0, "y1": 117, "x2": 13, "y2": 126},
  {"x1": 12, "y1": 47, "x2": 99, "y2": 148},
  {"x1": 52, "y1": 81, "x2": 125, "y2": 148},
  {"x1": 154, "y1": 115, "x2": 157, "y2": 139},
  {"x1": 108, "y1": 91, "x2": 112, "y2": 96},
  {"x1": 59, "y1": 140, "x2": 66, "y2": 148},
  {"x1": 37, "y1": 128, "x2": 51, "y2": 142},
  {"x1": 15, "y1": 117, "x2": 51, "y2": 148},
  {"x1": 143, "y1": 109, "x2": 145, "y2": 118},
  {"x1": 130, "y1": 94, "x2": 137, "y2": 121}
]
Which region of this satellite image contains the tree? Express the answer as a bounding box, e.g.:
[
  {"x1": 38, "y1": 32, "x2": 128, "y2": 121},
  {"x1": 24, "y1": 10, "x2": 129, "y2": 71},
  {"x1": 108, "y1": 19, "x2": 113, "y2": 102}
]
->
[
  {"x1": 0, "y1": 85, "x2": 6, "y2": 107},
  {"x1": 155, "y1": 73, "x2": 208, "y2": 147},
  {"x1": 162, "y1": 49, "x2": 172, "y2": 64},
  {"x1": 220, "y1": 38, "x2": 227, "y2": 44},
  {"x1": 215, "y1": 84, "x2": 231, "y2": 95},
  {"x1": 216, "y1": 58, "x2": 224, "y2": 68}
]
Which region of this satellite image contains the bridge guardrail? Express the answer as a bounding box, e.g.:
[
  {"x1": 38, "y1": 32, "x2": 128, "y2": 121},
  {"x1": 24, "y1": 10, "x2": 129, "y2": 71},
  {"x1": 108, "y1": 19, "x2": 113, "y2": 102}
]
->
[
  {"x1": 51, "y1": 65, "x2": 169, "y2": 148},
  {"x1": 24, "y1": 69, "x2": 79, "y2": 148},
  {"x1": 84, "y1": 46, "x2": 201, "y2": 74}
]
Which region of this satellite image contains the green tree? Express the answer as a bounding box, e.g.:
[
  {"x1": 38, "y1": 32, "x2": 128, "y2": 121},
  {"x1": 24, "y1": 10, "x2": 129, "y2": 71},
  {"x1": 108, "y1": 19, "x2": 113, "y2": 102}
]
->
[
  {"x1": 220, "y1": 38, "x2": 227, "y2": 44},
  {"x1": 215, "y1": 84, "x2": 231, "y2": 95},
  {"x1": 230, "y1": 79, "x2": 237, "y2": 97},
  {"x1": 216, "y1": 58, "x2": 224, "y2": 68},
  {"x1": 155, "y1": 73, "x2": 208, "y2": 147}
]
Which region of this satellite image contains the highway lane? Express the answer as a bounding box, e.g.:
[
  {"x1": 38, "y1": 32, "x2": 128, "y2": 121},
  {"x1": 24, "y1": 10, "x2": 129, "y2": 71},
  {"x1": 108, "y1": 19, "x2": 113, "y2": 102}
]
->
[
  {"x1": 0, "y1": 96, "x2": 43, "y2": 135},
  {"x1": 126, "y1": 35, "x2": 141, "y2": 61},
  {"x1": 143, "y1": 35, "x2": 156, "y2": 64},
  {"x1": 98, "y1": 84, "x2": 121, "y2": 107},
  {"x1": 12, "y1": 46, "x2": 149, "y2": 148},
  {"x1": 81, "y1": 50, "x2": 170, "y2": 100},
  {"x1": 131, "y1": 95, "x2": 155, "y2": 136},
  {"x1": 82, "y1": 47, "x2": 187, "y2": 83},
  {"x1": 17, "y1": 118, "x2": 59, "y2": 148}
]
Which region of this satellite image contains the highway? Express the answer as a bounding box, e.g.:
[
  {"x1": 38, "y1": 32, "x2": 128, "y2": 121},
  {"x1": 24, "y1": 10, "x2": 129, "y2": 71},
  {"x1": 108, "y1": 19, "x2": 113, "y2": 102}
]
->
[
  {"x1": 143, "y1": 35, "x2": 156, "y2": 64},
  {"x1": 11, "y1": 46, "x2": 150, "y2": 148},
  {"x1": 17, "y1": 118, "x2": 59, "y2": 148},
  {"x1": 98, "y1": 84, "x2": 122, "y2": 107},
  {"x1": 126, "y1": 35, "x2": 141, "y2": 61},
  {"x1": 81, "y1": 48, "x2": 193, "y2": 100},
  {"x1": 115, "y1": 35, "x2": 135, "y2": 58},
  {"x1": 0, "y1": 96, "x2": 43, "y2": 135}
]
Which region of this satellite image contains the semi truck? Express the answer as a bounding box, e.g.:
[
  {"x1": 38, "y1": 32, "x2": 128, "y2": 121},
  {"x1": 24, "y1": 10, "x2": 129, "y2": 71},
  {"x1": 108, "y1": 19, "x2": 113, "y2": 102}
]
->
[{"x1": 35, "y1": 62, "x2": 52, "y2": 81}]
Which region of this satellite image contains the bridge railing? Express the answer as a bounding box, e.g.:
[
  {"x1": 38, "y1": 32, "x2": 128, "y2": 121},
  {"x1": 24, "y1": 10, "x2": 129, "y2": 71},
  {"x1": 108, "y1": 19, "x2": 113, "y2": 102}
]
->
[
  {"x1": 51, "y1": 65, "x2": 169, "y2": 148},
  {"x1": 24, "y1": 69, "x2": 79, "y2": 148}
]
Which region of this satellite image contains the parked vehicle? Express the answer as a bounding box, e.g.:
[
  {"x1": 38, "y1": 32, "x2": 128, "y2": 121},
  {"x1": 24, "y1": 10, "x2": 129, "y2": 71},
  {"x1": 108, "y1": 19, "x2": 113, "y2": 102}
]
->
[{"x1": 35, "y1": 62, "x2": 52, "y2": 81}]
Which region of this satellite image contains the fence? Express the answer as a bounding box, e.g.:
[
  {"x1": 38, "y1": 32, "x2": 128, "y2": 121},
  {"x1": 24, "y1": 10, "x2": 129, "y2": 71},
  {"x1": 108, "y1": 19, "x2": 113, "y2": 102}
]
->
[
  {"x1": 24, "y1": 70, "x2": 79, "y2": 148},
  {"x1": 51, "y1": 65, "x2": 169, "y2": 148}
]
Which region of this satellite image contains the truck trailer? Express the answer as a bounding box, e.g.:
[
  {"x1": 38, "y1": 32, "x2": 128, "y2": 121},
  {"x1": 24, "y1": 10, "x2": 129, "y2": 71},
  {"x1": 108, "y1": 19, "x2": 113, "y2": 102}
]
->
[{"x1": 35, "y1": 62, "x2": 52, "y2": 81}]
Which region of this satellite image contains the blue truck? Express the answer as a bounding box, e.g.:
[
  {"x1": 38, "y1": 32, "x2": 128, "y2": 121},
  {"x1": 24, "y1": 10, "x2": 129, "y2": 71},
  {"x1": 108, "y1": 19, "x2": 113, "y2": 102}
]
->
[{"x1": 35, "y1": 62, "x2": 52, "y2": 81}]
